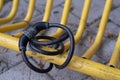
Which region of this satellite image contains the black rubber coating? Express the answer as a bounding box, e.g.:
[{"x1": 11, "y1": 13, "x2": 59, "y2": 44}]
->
[
  {"x1": 19, "y1": 22, "x2": 75, "y2": 73},
  {"x1": 29, "y1": 36, "x2": 65, "y2": 55},
  {"x1": 30, "y1": 32, "x2": 68, "y2": 45},
  {"x1": 19, "y1": 22, "x2": 53, "y2": 73}
]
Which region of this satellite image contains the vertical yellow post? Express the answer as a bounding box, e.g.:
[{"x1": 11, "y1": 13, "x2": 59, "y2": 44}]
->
[
  {"x1": 51, "y1": 0, "x2": 72, "y2": 38},
  {"x1": 0, "y1": 0, "x2": 4, "y2": 11},
  {"x1": 64, "y1": 0, "x2": 92, "y2": 50},
  {"x1": 42, "y1": 0, "x2": 53, "y2": 22},
  {"x1": 108, "y1": 33, "x2": 120, "y2": 68},
  {"x1": 0, "y1": 0, "x2": 19, "y2": 24},
  {"x1": 82, "y1": 0, "x2": 113, "y2": 59},
  {"x1": 24, "y1": 0, "x2": 36, "y2": 22}
]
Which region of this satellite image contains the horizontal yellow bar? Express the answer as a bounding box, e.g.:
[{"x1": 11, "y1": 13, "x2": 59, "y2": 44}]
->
[
  {"x1": 108, "y1": 33, "x2": 120, "y2": 68},
  {"x1": 0, "y1": 0, "x2": 19, "y2": 24},
  {"x1": 0, "y1": 0, "x2": 35, "y2": 32},
  {"x1": 0, "y1": 0, "x2": 4, "y2": 11},
  {"x1": 82, "y1": 0, "x2": 113, "y2": 59},
  {"x1": 0, "y1": 33, "x2": 120, "y2": 80}
]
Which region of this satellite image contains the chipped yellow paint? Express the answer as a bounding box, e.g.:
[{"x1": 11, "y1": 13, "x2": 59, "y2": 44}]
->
[{"x1": 0, "y1": 33, "x2": 120, "y2": 80}]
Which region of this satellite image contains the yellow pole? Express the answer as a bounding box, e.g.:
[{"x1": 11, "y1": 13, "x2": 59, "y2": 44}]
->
[
  {"x1": 64, "y1": 0, "x2": 92, "y2": 50},
  {"x1": 42, "y1": 0, "x2": 53, "y2": 22},
  {"x1": 0, "y1": 0, "x2": 35, "y2": 32},
  {"x1": 50, "y1": 0, "x2": 72, "y2": 38},
  {"x1": 82, "y1": 0, "x2": 113, "y2": 59},
  {"x1": 108, "y1": 33, "x2": 120, "y2": 68},
  {"x1": 0, "y1": 0, "x2": 19, "y2": 24},
  {"x1": 0, "y1": 33, "x2": 120, "y2": 80},
  {"x1": 0, "y1": 0, "x2": 4, "y2": 11}
]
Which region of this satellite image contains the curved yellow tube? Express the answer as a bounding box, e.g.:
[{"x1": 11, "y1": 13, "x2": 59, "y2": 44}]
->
[
  {"x1": 13, "y1": 0, "x2": 70, "y2": 37},
  {"x1": 42, "y1": 0, "x2": 53, "y2": 22},
  {"x1": 64, "y1": 0, "x2": 92, "y2": 50},
  {"x1": 0, "y1": 0, "x2": 19, "y2": 24},
  {"x1": 0, "y1": 0, "x2": 4, "y2": 11},
  {"x1": 0, "y1": 0, "x2": 35, "y2": 32},
  {"x1": 50, "y1": 0, "x2": 72, "y2": 38},
  {"x1": 13, "y1": 0, "x2": 53, "y2": 37},
  {"x1": 82, "y1": 0, "x2": 113, "y2": 59},
  {"x1": 108, "y1": 33, "x2": 120, "y2": 68},
  {"x1": 46, "y1": 0, "x2": 91, "y2": 51}
]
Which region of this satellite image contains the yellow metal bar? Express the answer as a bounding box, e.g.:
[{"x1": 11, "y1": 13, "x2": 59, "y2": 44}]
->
[
  {"x1": 0, "y1": 0, "x2": 35, "y2": 32},
  {"x1": 23, "y1": 0, "x2": 35, "y2": 22},
  {"x1": 50, "y1": 0, "x2": 72, "y2": 38},
  {"x1": 0, "y1": 33, "x2": 120, "y2": 80},
  {"x1": 12, "y1": 31, "x2": 24, "y2": 37},
  {"x1": 0, "y1": 0, "x2": 19, "y2": 24},
  {"x1": 13, "y1": 0, "x2": 53, "y2": 37},
  {"x1": 0, "y1": 0, "x2": 4, "y2": 11},
  {"x1": 42, "y1": 0, "x2": 53, "y2": 22},
  {"x1": 82, "y1": 0, "x2": 113, "y2": 59},
  {"x1": 64, "y1": 0, "x2": 92, "y2": 50},
  {"x1": 108, "y1": 33, "x2": 120, "y2": 68}
]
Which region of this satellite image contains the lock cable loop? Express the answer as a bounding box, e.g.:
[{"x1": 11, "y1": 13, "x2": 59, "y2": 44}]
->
[{"x1": 19, "y1": 22, "x2": 75, "y2": 73}]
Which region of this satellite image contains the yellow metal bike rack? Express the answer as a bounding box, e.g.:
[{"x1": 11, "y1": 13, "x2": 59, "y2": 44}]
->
[
  {"x1": 0, "y1": 0, "x2": 19, "y2": 24},
  {"x1": 0, "y1": 0, "x2": 120, "y2": 80}
]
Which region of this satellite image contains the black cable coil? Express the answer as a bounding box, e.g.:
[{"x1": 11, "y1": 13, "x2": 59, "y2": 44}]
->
[{"x1": 19, "y1": 22, "x2": 75, "y2": 73}]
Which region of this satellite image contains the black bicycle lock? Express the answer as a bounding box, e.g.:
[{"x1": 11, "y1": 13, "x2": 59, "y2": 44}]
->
[{"x1": 19, "y1": 22, "x2": 75, "y2": 73}]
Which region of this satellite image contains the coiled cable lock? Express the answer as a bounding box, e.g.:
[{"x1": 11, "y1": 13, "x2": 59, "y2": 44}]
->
[{"x1": 19, "y1": 22, "x2": 75, "y2": 73}]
